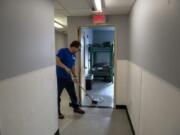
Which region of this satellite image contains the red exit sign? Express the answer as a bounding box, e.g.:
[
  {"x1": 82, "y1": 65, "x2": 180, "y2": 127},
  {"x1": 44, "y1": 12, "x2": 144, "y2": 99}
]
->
[{"x1": 93, "y1": 14, "x2": 106, "y2": 24}]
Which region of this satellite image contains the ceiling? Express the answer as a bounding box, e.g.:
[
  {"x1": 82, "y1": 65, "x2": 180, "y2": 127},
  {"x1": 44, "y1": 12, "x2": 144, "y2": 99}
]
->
[{"x1": 54, "y1": 0, "x2": 135, "y2": 31}]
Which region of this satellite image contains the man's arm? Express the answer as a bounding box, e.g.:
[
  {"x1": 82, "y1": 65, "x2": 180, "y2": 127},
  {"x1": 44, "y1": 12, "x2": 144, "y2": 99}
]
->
[
  {"x1": 71, "y1": 66, "x2": 79, "y2": 83},
  {"x1": 71, "y1": 67, "x2": 77, "y2": 78},
  {"x1": 56, "y1": 57, "x2": 71, "y2": 73}
]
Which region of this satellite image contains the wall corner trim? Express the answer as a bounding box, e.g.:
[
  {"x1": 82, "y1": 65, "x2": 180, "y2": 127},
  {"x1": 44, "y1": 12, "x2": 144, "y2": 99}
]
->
[
  {"x1": 54, "y1": 129, "x2": 60, "y2": 135},
  {"x1": 116, "y1": 105, "x2": 126, "y2": 109},
  {"x1": 116, "y1": 105, "x2": 136, "y2": 135}
]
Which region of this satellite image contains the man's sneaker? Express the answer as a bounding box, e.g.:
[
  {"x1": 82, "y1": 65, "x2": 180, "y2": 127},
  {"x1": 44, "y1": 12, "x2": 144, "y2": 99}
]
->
[
  {"x1": 59, "y1": 113, "x2": 64, "y2": 119},
  {"x1": 74, "y1": 108, "x2": 85, "y2": 114}
]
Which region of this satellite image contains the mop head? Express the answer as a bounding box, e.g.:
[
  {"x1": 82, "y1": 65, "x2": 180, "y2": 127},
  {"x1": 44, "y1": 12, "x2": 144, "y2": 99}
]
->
[{"x1": 91, "y1": 96, "x2": 104, "y2": 104}]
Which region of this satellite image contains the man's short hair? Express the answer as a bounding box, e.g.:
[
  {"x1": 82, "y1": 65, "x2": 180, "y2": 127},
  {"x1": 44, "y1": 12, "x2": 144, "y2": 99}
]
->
[{"x1": 70, "y1": 40, "x2": 81, "y2": 48}]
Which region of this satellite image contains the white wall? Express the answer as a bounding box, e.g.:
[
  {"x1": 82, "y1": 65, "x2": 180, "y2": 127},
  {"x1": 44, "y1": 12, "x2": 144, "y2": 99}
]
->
[
  {"x1": 116, "y1": 60, "x2": 129, "y2": 105},
  {"x1": 0, "y1": 66, "x2": 58, "y2": 135},
  {"x1": 127, "y1": 62, "x2": 180, "y2": 135},
  {"x1": 55, "y1": 31, "x2": 68, "y2": 52},
  {"x1": 0, "y1": 105, "x2": 1, "y2": 135},
  {"x1": 140, "y1": 66, "x2": 180, "y2": 135},
  {"x1": 0, "y1": 0, "x2": 58, "y2": 135},
  {"x1": 67, "y1": 16, "x2": 129, "y2": 105},
  {"x1": 128, "y1": 0, "x2": 180, "y2": 135},
  {"x1": 127, "y1": 62, "x2": 142, "y2": 134}
]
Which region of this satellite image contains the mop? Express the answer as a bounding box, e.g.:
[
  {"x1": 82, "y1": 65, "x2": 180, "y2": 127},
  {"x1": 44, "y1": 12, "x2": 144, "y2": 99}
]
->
[
  {"x1": 68, "y1": 73, "x2": 104, "y2": 105},
  {"x1": 76, "y1": 82, "x2": 104, "y2": 105}
]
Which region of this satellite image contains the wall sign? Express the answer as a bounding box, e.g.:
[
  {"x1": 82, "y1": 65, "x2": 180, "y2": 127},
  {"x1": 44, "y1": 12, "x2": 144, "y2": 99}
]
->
[{"x1": 93, "y1": 14, "x2": 106, "y2": 24}]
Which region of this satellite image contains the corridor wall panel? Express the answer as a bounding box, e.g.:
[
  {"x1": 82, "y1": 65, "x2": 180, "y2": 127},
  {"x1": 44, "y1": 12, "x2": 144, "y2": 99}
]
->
[
  {"x1": 0, "y1": 0, "x2": 55, "y2": 80},
  {"x1": 128, "y1": 0, "x2": 180, "y2": 135},
  {"x1": 129, "y1": 0, "x2": 180, "y2": 88},
  {"x1": 0, "y1": 66, "x2": 58, "y2": 135},
  {"x1": 108, "y1": 15, "x2": 130, "y2": 60},
  {"x1": 0, "y1": 1, "x2": 58, "y2": 135},
  {"x1": 55, "y1": 31, "x2": 68, "y2": 52}
]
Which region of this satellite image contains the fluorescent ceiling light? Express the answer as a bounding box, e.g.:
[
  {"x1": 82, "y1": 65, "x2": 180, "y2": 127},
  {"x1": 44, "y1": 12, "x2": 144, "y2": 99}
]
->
[
  {"x1": 54, "y1": 18, "x2": 67, "y2": 26},
  {"x1": 94, "y1": 0, "x2": 102, "y2": 12},
  {"x1": 54, "y1": 22, "x2": 63, "y2": 29}
]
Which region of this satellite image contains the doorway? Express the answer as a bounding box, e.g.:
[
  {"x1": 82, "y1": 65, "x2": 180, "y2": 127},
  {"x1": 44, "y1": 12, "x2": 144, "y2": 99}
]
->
[{"x1": 79, "y1": 25, "x2": 116, "y2": 108}]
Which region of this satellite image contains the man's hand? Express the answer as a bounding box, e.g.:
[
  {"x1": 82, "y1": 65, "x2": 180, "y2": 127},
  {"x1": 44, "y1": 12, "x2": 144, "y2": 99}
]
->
[
  {"x1": 64, "y1": 66, "x2": 71, "y2": 74},
  {"x1": 73, "y1": 76, "x2": 79, "y2": 83},
  {"x1": 56, "y1": 57, "x2": 71, "y2": 74}
]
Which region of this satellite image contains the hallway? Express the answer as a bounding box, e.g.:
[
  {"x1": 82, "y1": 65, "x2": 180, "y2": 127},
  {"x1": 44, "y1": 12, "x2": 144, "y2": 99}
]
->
[
  {"x1": 1, "y1": 0, "x2": 180, "y2": 135},
  {"x1": 60, "y1": 89, "x2": 132, "y2": 135},
  {"x1": 59, "y1": 108, "x2": 133, "y2": 135}
]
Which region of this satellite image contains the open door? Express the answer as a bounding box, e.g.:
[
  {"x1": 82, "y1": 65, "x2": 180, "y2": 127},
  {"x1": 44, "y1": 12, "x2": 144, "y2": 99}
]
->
[
  {"x1": 78, "y1": 27, "x2": 86, "y2": 105},
  {"x1": 78, "y1": 25, "x2": 116, "y2": 108}
]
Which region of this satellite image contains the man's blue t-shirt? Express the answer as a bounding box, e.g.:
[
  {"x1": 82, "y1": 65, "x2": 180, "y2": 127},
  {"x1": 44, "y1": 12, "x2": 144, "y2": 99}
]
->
[{"x1": 56, "y1": 48, "x2": 76, "y2": 79}]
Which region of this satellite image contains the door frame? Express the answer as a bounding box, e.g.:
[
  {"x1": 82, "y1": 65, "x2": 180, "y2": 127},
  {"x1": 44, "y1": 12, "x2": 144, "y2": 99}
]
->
[{"x1": 78, "y1": 24, "x2": 118, "y2": 108}]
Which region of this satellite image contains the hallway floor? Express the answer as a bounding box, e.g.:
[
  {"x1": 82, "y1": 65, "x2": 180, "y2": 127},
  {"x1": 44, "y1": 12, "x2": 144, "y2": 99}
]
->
[
  {"x1": 59, "y1": 84, "x2": 132, "y2": 135},
  {"x1": 59, "y1": 108, "x2": 133, "y2": 135}
]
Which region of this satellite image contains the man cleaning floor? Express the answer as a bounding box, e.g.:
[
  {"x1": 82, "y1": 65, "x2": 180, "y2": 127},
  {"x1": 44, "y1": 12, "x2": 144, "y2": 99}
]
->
[{"x1": 56, "y1": 40, "x2": 85, "y2": 119}]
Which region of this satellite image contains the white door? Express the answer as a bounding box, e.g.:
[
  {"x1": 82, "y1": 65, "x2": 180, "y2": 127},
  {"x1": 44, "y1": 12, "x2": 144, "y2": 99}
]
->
[{"x1": 79, "y1": 28, "x2": 86, "y2": 104}]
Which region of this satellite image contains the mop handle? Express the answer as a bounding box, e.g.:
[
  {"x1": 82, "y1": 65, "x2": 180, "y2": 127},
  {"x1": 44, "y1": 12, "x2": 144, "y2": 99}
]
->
[{"x1": 75, "y1": 82, "x2": 94, "y2": 99}]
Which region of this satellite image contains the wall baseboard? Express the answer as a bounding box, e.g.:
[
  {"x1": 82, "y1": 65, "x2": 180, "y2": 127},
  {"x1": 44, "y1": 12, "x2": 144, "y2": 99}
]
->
[
  {"x1": 116, "y1": 105, "x2": 135, "y2": 135},
  {"x1": 54, "y1": 129, "x2": 60, "y2": 135},
  {"x1": 81, "y1": 105, "x2": 113, "y2": 109},
  {"x1": 116, "y1": 105, "x2": 126, "y2": 109}
]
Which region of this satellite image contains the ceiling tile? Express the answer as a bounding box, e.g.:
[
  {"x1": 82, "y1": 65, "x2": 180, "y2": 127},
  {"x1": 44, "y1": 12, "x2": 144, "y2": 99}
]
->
[
  {"x1": 55, "y1": 9, "x2": 70, "y2": 17},
  {"x1": 104, "y1": 8, "x2": 130, "y2": 15},
  {"x1": 68, "y1": 9, "x2": 92, "y2": 16},
  {"x1": 54, "y1": 1, "x2": 64, "y2": 10},
  {"x1": 57, "y1": 0, "x2": 91, "y2": 9},
  {"x1": 104, "y1": 0, "x2": 135, "y2": 8}
]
